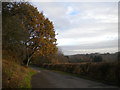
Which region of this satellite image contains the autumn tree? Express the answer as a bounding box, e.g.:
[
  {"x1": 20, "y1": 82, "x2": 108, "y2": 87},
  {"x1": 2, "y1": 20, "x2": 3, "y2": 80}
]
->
[
  {"x1": 2, "y1": 2, "x2": 29, "y2": 63},
  {"x1": 2, "y1": 2, "x2": 58, "y2": 66}
]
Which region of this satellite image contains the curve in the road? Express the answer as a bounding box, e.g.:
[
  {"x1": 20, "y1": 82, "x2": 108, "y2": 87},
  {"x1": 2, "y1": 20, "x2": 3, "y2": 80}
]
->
[{"x1": 31, "y1": 67, "x2": 119, "y2": 88}]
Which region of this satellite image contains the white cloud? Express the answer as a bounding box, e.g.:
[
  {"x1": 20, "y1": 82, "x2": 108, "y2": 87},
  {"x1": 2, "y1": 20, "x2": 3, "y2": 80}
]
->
[
  {"x1": 56, "y1": 23, "x2": 118, "y2": 46},
  {"x1": 29, "y1": 0, "x2": 119, "y2": 2},
  {"x1": 31, "y1": 2, "x2": 118, "y2": 55},
  {"x1": 59, "y1": 39, "x2": 118, "y2": 55},
  {"x1": 64, "y1": 47, "x2": 118, "y2": 55}
]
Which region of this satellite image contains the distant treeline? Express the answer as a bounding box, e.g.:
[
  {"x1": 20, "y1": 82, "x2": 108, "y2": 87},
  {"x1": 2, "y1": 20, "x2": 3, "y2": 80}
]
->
[
  {"x1": 66, "y1": 52, "x2": 119, "y2": 63},
  {"x1": 31, "y1": 52, "x2": 119, "y2": 65}
]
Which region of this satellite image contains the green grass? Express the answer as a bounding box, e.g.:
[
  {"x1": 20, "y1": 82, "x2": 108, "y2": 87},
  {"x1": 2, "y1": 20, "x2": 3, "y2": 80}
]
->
[
  {"x1": 3, "y1": 59, "x2": 37, "y2": 88},
  {"x1": 19, "y1": 69, "x2": 37, "y2": 88}
]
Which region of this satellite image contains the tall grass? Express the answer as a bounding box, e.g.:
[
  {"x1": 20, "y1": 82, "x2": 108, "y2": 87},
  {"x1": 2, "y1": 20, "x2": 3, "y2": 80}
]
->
[{"x1": 2, "y1": 50, "x2": 37, "y2": 88}]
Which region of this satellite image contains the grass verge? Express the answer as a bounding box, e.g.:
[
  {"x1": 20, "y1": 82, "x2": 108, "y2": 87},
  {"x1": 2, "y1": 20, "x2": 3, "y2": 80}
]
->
[{"x1": 2, "y1": 60, "x2": 37, "y2": 88}]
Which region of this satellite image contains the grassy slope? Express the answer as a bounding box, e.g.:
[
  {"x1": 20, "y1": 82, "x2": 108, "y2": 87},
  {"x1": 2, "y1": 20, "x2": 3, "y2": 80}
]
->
[{"x1": 2, "y1": 59, "x2": 37, "y2": 88}]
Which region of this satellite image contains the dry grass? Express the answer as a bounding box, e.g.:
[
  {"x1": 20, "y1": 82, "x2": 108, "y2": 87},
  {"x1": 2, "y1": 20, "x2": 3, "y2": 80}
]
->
[
  {"x1": 2, "y1": 59, "x2": 36, "y2": 88},
  {"x1": 2, "y1": 50, "x2": 37, "y2": 88}
]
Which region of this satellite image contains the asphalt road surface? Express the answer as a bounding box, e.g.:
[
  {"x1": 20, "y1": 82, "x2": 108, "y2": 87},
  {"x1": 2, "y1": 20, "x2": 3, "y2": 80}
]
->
[{"x1": 31, "y1": 67, "x2": 119, "y2": 88}]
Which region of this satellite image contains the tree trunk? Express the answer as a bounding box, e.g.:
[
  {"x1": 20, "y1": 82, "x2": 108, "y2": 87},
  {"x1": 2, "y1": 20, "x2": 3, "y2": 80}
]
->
[
  {"x1": 26, "y1": 52, "x2": 34, "y2": 66},
  {"x1": 26, "y1": 55, "x2": 33, "y2": 66},
  {"x1": 23, "y1": 51, "x2": 34, "y2": 66},
  {"x1": 24, "y1": 46, "x2": 37, "y2": 66}
]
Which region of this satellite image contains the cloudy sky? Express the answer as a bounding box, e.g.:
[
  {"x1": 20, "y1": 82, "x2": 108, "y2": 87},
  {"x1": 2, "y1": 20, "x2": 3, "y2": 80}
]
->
[{"x1": 31, "y1": 2, "x2": 118, "y2": 55}]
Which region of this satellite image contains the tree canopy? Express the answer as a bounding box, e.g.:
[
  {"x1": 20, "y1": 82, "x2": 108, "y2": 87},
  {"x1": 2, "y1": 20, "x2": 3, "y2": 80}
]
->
[{"x1": 2, "y1": 2, "x2": 58, "y2": 66}]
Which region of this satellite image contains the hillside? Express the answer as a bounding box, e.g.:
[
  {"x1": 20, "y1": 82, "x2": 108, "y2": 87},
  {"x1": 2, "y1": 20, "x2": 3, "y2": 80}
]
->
[{"x1": 67, "y1": 52, "x2": 118, "y2": 63}]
